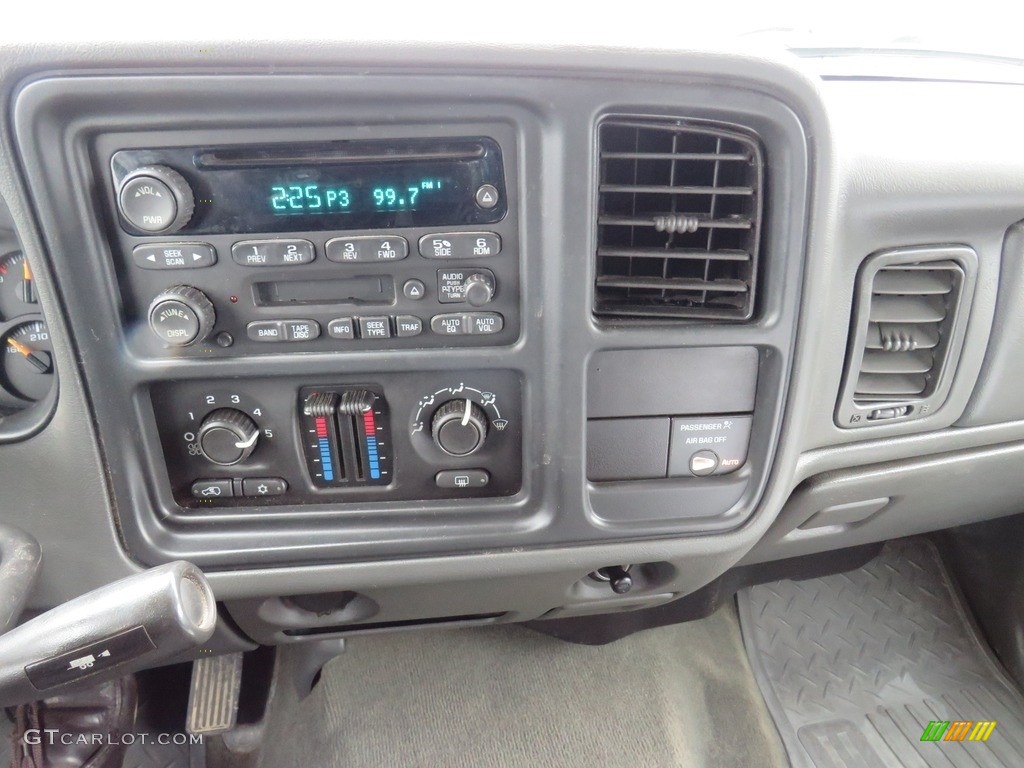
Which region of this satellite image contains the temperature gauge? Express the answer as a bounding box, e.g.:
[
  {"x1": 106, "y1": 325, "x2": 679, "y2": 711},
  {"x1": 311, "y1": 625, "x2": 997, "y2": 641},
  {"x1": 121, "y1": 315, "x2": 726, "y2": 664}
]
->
[
  {"x1": 2, "y1": 319, "x2": 53, "y2": 402},
  {"x1": 0, "y1": 252, "x2": 38, "y2": 321}
]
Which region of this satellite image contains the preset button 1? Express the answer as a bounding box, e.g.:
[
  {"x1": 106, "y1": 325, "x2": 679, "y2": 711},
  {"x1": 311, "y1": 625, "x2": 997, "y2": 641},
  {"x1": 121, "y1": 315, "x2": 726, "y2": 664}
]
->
[{"x1": 231, "y1": 240, "x2": 315, "y2": 267}]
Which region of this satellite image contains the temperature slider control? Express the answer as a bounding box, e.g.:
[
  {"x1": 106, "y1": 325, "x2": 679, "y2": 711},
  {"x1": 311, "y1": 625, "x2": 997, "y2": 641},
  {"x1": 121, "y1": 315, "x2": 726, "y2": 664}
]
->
[{"x1": 300, "y1": 387, "x2": 392, "y2": 488}]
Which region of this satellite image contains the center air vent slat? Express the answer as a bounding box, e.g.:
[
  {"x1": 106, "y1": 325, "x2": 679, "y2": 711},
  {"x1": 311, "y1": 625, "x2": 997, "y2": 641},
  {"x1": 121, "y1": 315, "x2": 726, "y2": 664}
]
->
[
  {"x1": 868, "y1": 295, "x2": 947, "y2": 324},
  {"x1": 872, "y1": 270, "x2": 953, "y2": 295},
  {"x1": 594, "y1": 117, "x2": 764, "y2": 321},
  {"x1": 855, "y1": 372, "x2": 928, "y2": 397},
  {"x1": 596, "y1": 275, "x2": 748, "y2": 293},
  {"x1": 864, "y1": 322, "x2": 940, "y2": 350},
  {"x1": 596, "y1": 247, "x2": 750, "y2": 262},
  {"x1": 836, "y1": 247, "x2": 977, "y2": 429},
  {"x1": 859, "y1": 349, "x2": 934, "y2": 374}
]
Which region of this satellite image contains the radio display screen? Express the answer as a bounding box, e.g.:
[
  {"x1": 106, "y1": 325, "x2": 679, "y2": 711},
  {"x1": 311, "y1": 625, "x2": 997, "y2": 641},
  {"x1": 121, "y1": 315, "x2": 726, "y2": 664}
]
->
[
  {"x1": 267, "y1": 170, "x2": 459, "y2": 217},
  {"x1": 111, "y1": 137, "x2": 507, "y2": 235}
]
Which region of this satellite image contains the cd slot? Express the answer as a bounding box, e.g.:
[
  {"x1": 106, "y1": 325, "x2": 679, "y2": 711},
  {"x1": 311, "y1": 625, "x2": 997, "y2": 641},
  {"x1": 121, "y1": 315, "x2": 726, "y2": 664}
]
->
[
  {"x1": 253, "y1": 276, "x2": 395, "y2": 307},
  {"x1": 196, "y1": 140, "x2": 486, "y2": 169}
]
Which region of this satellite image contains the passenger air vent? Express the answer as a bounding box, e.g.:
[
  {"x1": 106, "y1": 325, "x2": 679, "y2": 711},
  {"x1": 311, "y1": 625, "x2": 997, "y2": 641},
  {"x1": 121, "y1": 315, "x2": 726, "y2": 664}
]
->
[
  {"x1": 594, "y1": 117, "x2": 764, "y2": 320},
  {"x1": 836, "y1": 246, "x2": 978, "y2": 429}
]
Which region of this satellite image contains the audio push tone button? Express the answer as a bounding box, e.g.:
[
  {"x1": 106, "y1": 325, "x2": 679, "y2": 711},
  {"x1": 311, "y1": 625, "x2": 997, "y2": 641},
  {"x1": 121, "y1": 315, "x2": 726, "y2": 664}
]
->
[
  {"x1": 419, "y1": 232, "x2": 501, "y2": 259},
  {"x1": 325, "y1": 235, "x2": 408, "y2": 263},
  {"x1": 668, "y1": 415, "x2": 752, "y2": 477},
  {"x1": 231, "y1": 239, "x2": 315, "y2": 267},
  {"x1": 133, "y1": 243, "x2": 216, "y2": 270}
]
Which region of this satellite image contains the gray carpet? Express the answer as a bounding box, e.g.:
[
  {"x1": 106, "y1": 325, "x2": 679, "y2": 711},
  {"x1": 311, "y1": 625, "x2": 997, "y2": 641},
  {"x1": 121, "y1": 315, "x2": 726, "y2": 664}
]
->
[{"x1": 256, "y1": 605, "x2": 786, "y2": 768}]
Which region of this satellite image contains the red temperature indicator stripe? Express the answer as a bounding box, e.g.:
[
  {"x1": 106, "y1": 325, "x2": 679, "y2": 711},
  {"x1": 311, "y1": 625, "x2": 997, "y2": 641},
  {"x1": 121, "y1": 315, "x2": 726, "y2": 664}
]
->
[
  {"x1": 362, "y1": 410, "x2": 376, "y2": 435},
  {"x1": 315, "y1": 416, "x2": 328, "y2": 438}
]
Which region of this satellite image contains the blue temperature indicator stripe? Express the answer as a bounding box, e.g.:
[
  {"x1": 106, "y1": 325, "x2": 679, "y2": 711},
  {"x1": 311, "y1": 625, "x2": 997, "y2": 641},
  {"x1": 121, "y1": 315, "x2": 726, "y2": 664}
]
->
[
  {"x1": 366, "y1": 436, "x2": 381, "y2": 480},
  {"x1": 318, "y1": 438, "x2": 334, "y2": 481}
]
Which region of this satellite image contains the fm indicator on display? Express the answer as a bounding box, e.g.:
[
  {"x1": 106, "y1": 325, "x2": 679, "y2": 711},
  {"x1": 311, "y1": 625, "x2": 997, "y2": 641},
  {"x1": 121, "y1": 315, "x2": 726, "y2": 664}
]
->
[{"x1": 270, "y1": 178, "x2": 446, "y2": 215}]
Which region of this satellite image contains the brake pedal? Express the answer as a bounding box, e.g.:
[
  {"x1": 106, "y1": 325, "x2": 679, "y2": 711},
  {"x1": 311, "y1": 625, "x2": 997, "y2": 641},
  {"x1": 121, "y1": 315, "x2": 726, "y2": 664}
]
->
[{"x1": 187, "y1": 653, "x2": 243, "y2": 735}]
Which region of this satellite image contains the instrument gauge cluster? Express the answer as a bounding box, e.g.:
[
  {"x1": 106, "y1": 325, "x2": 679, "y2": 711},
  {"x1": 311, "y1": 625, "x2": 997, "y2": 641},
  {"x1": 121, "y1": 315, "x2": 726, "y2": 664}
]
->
[{"x1": 0, "y1": 248, "x2": 55, "y2": 414}]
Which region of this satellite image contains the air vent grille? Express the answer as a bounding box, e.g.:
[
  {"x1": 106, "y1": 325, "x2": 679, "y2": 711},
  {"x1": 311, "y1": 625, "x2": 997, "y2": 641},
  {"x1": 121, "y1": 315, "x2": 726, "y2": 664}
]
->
[
  {"x1": 594, "y1": 118, "x2": 764, "y2": 320},
  {"x1": 836, "y1": 247, "x2": 977, "y2": 429}
]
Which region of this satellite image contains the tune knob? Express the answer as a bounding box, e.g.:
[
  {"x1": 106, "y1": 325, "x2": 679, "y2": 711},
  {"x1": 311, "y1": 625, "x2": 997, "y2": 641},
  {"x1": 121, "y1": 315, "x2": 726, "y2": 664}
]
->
[
  {"x1": 117, "y1": 165, "x2": 195, "y2": 234},
  {"x1": 463, "y1": 272, "x2": 495, "y2": 307},
  {"x1": 148, "y1": 285, "x2": 216, "y2": 347},
  {"x1": 197, "y1": 409, "x2": 259, "y2": 466},
  {"x1": 431, "y1": 399, "x2": 489, "y2": 457}
]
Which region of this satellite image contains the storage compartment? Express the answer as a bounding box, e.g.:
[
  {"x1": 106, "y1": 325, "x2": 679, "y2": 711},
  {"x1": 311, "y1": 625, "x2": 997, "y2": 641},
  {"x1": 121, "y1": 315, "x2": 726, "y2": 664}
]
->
[{"x1": 744, "y1": 441, "x2": 1024, "y2": 565}]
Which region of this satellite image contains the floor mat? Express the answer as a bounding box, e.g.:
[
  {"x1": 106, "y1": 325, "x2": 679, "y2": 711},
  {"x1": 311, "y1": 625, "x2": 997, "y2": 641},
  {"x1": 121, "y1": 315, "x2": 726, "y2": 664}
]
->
[
  {"x1": 739, "y1": 537, "x2": 1024, "y2": 768},
  {"x1": 256, "y1": 605, "x2": 786, "y2": 768}
]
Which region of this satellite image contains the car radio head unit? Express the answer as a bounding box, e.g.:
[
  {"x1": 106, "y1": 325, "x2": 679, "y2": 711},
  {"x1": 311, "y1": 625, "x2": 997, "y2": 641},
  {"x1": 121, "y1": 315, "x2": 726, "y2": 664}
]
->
[
  {"x1": 110, "y1": 137, "x2": 507, "y2": 236},
  {"x1": 102, "y1": 132, "x2": 520, "y2": 357}
]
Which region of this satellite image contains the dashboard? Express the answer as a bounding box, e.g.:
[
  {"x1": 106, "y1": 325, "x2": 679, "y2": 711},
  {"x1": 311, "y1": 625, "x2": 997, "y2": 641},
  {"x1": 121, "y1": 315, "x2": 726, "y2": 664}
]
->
[{"x1": 2, "y1": 39, "x2": 1024, "y2": 647}]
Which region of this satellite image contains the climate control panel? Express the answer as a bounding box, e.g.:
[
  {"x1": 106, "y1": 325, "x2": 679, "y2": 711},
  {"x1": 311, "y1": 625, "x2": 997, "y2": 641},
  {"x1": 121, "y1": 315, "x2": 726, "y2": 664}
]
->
[{"x1": 151, "y1": 370, "x2": 523, "y2": 509}]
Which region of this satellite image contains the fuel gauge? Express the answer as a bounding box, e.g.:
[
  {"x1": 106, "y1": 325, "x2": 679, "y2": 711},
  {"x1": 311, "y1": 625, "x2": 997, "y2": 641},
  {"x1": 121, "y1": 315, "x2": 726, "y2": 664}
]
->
[
  {"x1": 2, "y1": 319, "x2": 53, "y2": 402},
  {"x1": 0, "y1": 251, "x2": 38, "y2": 320}
]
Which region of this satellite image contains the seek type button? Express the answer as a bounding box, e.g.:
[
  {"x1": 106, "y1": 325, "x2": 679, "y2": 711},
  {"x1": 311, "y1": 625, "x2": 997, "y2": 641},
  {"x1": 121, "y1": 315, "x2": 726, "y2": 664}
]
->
[
  {"x1": 359, "y1": 316, "x2": 391, "y2": 339},
  {"x1": 668, "y1": 415, "x2": 752, "y2": 477}
]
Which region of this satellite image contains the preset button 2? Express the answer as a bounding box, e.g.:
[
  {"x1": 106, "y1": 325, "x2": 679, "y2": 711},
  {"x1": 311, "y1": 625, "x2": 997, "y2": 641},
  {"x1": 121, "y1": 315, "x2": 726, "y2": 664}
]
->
[{"x1": 231, "y1": 240, "x2": 315, "y2": 267}]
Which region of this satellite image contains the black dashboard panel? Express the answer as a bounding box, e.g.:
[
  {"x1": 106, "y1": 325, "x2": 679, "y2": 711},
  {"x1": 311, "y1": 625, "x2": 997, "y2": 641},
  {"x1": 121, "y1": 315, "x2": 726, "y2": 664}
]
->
[
  {"x1": 11, "y1": 70, "x2": 808, "y2": 569},
  {"x1": 0, "y1": 39, "x2": 1019, "y2": 636}
]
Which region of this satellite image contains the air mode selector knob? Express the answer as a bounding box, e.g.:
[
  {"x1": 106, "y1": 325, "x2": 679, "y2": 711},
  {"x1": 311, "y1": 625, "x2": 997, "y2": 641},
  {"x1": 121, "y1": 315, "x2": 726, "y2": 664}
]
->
[
  {"x1": 431, "y1": 399, "x2": 489, "y2": 457},
  {"x1": 198, "y1": 408, "x2": 259, "y2": 466},
  {"x1": 117, "y1": 165, "x2": 195, "y2": 234},
  {"x1": 148, "y1": 285, "x2": 216, "y2": 347}
]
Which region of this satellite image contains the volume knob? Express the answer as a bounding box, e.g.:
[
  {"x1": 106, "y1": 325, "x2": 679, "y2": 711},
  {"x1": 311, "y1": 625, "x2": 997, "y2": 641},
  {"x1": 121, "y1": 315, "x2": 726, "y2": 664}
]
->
[
  {"x1": 148, "y1": 285, "x2": 216, "y2": 347},
  {"x1": 431, "y1": 399, "x2": 489, "y2": 457},
  {"x1": 117, "y1": 165, "x2": 195, "y2": 234}
]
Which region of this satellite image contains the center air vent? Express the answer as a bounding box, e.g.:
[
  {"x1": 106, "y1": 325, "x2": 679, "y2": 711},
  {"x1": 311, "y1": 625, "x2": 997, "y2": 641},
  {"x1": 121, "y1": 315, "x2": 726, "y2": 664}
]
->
[
  {"x1": 594, "y1": 117, "x2": 764, "y2": 321},
  {"x1": 836, "y1": 246, "x2": 978, "y2": 429}
]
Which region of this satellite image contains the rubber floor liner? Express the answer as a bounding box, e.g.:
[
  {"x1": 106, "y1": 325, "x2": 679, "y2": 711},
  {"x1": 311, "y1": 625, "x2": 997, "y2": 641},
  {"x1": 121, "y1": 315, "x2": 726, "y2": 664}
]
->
[{"x1": 738, "y1": 538, "x2": 1024, "y2": 768}]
